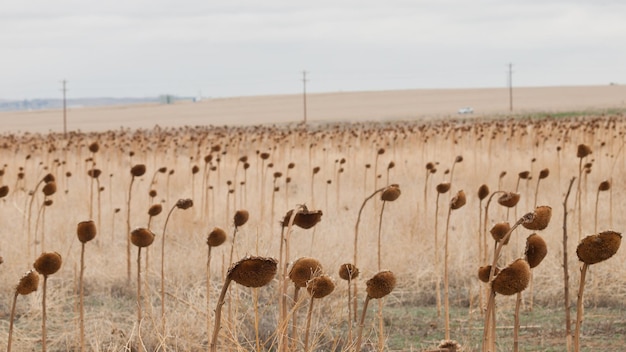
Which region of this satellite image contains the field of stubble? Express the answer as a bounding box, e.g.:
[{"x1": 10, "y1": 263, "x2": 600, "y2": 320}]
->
[{"x1": 0, "y1": 112, "x2": 625, "y2": 351}]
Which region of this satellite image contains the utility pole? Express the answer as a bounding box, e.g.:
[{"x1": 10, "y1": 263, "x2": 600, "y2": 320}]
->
[
  {"x1": 61, "y1": 80, "x2": 67, "y2": 137},
  {"x1": 508, "y1": 63, "x2": 513, "y2": 111},
  {"x1": 302, "y1": 70, "x2": 308, "y2": 124}
]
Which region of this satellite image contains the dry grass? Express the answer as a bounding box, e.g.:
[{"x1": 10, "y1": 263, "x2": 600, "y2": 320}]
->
[{"x1": 0, "y1": 112, "x2": 625, "y2": 351}]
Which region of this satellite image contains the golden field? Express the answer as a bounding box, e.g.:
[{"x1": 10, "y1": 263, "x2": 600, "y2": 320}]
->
[{"x1": 0, "y1": 85, "x2": 625, "y2": 351}]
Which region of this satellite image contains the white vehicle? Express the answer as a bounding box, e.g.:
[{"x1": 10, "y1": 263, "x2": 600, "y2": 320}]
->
[{"x1": 458, "y1": 107, "x2": 474, "y2": 114}]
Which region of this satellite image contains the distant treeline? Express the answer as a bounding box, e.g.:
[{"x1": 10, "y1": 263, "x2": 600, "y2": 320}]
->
[{"x1": 0, "y1": 96, "x2": 194, "y2": 112}]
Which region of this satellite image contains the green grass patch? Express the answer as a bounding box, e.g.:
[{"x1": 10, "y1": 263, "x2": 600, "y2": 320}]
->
[{"x1": 380, "y1": 304, "x2": 626, "y2": 351}]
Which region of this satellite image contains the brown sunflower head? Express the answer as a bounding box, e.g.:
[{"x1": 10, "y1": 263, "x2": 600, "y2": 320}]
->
[
  {"x1": 42, "y1": 182, "x2": 57, "y2": 196},
  {"x1": 525, "y1": 234, "x2": 548, "y2": 268},
  {"x1": 436, "y1": 183, "x2": 451, "y2": 194},
  {"x1": 88, "y1": 142, "x2": 99, "y2": 153},
  {"x1": 306, "y1": 275, "x2": 335, "y2": 299},
  {"x1": 77, "y1": 220, "x2": 97, "y2": 243},
  {"x1": 175, "y1": 198, "x2": 193, "y2": 210},
  {"x1": 131, "y1": 227, "x2": 156, "y2": 248},
  {"x1": 130, "y1": 164, "x2": 147, "y2": 177},
  {"x1": 289, "y1": 257, "x2": 323, "y2": 288},
  {"x1": 477, "y1": 184, "x2": 490, "y2": 201},
  {"x1": 87, "y1": 168, "x2": 102, "y2": 179},
  {"x1": 366, "y1": 270, "x2": 396, "y2": 299},
  {"x1": 497, "y1": 192, "x2": 520, "y2": 208},
  {"x1": 450, "y1": 190, "x2": 466, "y2": 210},
  {"x1": 282, "y1": 206, "x2": 323, "y2": 229},
  {"x1": 42, "y1": 173, "x2": 55, "y2": 184},
  {"x1": 16, "y1": 270, "x2": 39, "y2": 295},
  {"x1": 490, "y1": 222, "x2": 511, "y2": 244},
  {"x1": 478, "y1": 265, "x2": 499, "y2": 283},
  {"x1": 0, "y1": 185, "x2": 9, "y2": 198},
  {"x1": 33, "y1": 252, "x2": 63, "y2": 276},
  {"x1": 148, "y1": 204, "x2": 163, "y2": 217},
  {"x1": 234, "y1": 209, "x2": 250, "y2": 227},
  {"x1": 207, "y1": 227, "x2": 227, "y2": 247},
  {"x1": 381, "y1": 184, "x2": 401, "y2": 202},
  {"x1": 227, "y1": 256, "x2": 278, "y2": 288},
  {"x1": 598, "y1": 180, "x2": 611, "y2": 191},
  {"x1": 577, "y1": 144, "x2": 592, "y2": 158},
  {"x1": 491, "y1": 258, "x2": 531, "y2": 296},
  {"x1": 339, "y1": 263, "x2": 359, "y2": 281},
  {"x1": 576, "y1": 231, "x2": 622, "y2": 265},
  {"x1": 522, "y1": 206, "x2": 552, "y2": 231}
]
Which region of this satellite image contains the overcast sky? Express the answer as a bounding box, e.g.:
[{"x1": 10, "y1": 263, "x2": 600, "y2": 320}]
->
[{"x1": 2, "y1": 1, "x2": 625, "y2": 99}]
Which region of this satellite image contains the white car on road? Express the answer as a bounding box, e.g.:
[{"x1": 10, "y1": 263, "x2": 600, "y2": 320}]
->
[{"x1": 458, "y1": 107, "x2": 474, "y2": 114}]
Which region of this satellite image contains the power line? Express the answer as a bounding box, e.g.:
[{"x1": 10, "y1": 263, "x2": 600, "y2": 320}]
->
[
  {"x1": 302, "y1": 70, "x2": 308, "y2": 124},
  {"x1": 508, "y1": 63, "x2": 513, "y2": 111},
  {"x1": 61, "y1": 79, "x2": 67, "y2": 137}
]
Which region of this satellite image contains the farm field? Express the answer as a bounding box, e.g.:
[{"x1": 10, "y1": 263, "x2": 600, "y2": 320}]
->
[
  {"x1": 1, "y1": 85, "x2": 626, "y2": 133},
  {"x1": 0, "y1": 86, "x2": 626, "y2": 351}
]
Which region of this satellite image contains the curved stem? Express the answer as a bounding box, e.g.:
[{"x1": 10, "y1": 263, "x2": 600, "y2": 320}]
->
[
  {"x1": 42, "y1": 198, "x2": 47, "y2": 251},
  {"x1": 347, "y1": 279, "x2": 353, "y2": 343},
  {"x1": 574, "y1": 263, "x2": 589, "y2": 352},
  {"x1": 513, "y1": 291, "x2": 522, "y2": 352},
  {"x1": 209, "y1": 277, "x2": 233, "y2": 352},
  {"x1": 483, "y1": 191, "x2": 507, "y2": 264},
  {"x1": 228, "y1": 227, "x2": 239, "y2": 270},
  {"x1": 353, "y1": 186, "x2": 386, "y2": 322},
  {"x1": 483, "y1": 215, "x2": 525, "y2": 352},
  {"x1": 478, "y1": 199, "x2": 484, "y2": 316},
  {"x1": 96, "y1": 178, "x2": 101, "y2": 232},
  {"x1": 303, "y1": 297, "x2": 315, "y2": 352},
  {"x1": 423, "y1": 170, "x2": 429, "y2": 220},
  {"x1": 576, "y1": 157, "x2": 584, "y2": 241},
  {"x1": 33, "y1": 200, "x2": 45, "y2": 255},
  {"x1": 377, "y1": 299, "x2": 385, "y2": 352},
  {"x1": 563, "y1": 177, "x2": 576, "y2": 352},
  {"x1": 42, "y1": 276, "x2": 48, "y2": 352},
  {"x1": 7, "y1": 292, "x2": 18, "y2": 352},
  {"x1": 79, "y1": 243, "x2": 86, "y2": 352},
  {"x1": 161, "y1": 204, "x2": 177, "y2": 336},
  {"x1": 279, "y1": 206, "x2": 301, "y2": 352},
  {"x1": 127, "y1": 176, "x2": 135, "y2": 284},
  {"x1": 444, "y1": 206, "x2": 452, "y2": 340},
  {"x1": 355, "y1": 296, "x2": 371, "y2": 352},
  {"x1": 26, "y1": 179, "x2": 45, "y2": 259},
  {"x1": 482, "y1": 290, "x2": 496, "y2": 352},
  {"x1": 449, "y1": 159, "x2": 458, "y2": 184},
  {"x1": 435, "y1": 192, "x2": 441, "y2": 317},
  {"x1": 254, "y1": 287, "x2": 260, "y2": 352},
  {"x1": 207, "y1": 246, "x2": 212, "y2": 352},
  {"x1": 137, "y1": 247, "x2": 144, "y2": 352},
  {"x1": 534, "y1": 178, "x2": 541, "y2": 209},
  {"x1": 377, "y1": 201, "x2": 386, "y2": 271},
  {"x1": 354, "y1": 186, "x2": 387, "y2": 269},
  {"x1": 594, "y1": 189, "x2": 600, "y2": 234},
  {"x1": 291, "y1": 286, "x2": 301, "y2": 351}
]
